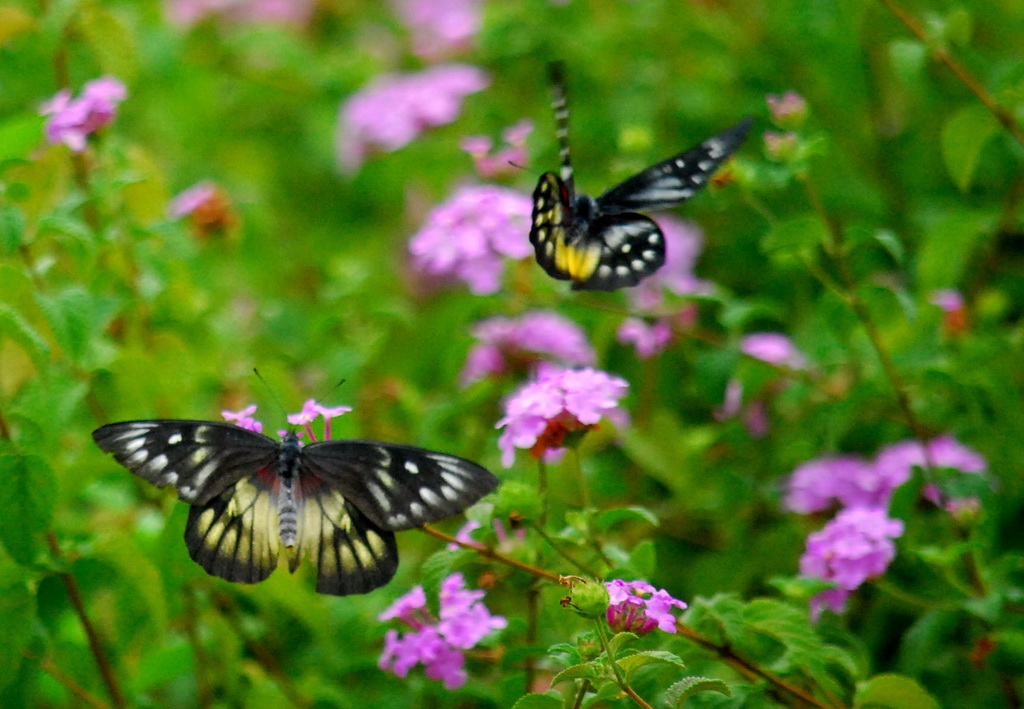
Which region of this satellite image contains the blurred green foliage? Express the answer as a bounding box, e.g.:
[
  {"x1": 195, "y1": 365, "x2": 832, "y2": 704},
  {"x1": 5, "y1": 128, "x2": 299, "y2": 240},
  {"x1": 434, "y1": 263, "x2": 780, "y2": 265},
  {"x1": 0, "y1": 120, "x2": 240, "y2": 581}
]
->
[{"x1": 1, "y1": 0, "x2": 1023, "y2": 707}]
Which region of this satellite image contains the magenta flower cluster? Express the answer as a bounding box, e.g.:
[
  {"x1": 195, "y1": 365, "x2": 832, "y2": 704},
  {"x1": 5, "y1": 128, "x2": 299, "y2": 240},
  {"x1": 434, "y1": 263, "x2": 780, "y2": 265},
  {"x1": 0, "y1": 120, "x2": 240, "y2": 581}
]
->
[
  {"x1": 221, "y1": 399, "x2": 351, "y2": 441},
  {"x1": 41, "y1": 76, "x2": 127, "y2": 153},
  {"x1": 408, "y1": 184, "x2": 533, "y2": 294},
  {"x1": 799, "y1": 508, "x2": 904, "y2": 619},
  {"x1": 169, "y1": 181, "x2": 219, "y2": 218},
  {"x1": 336, "y1": 64, "x2": 489, "y2": 173},
  {"x1": 461, "y1": 119, "x2": 533, "y2": 178},
  {"x1": 495, "y1": 363, "x2": 629, "y2": 467},
  {"x1": 394, "y1": 0, "x2": 482, "y2": 60},
  {"x1": 378, "y1": 573, "x2": 506, "y2": 689},
  {"x1": 605, "y1": 579, "x2": 687, "y2": 634},
  {"x1": 461, "y1": 310, "x2": 596, "y2": 386}
]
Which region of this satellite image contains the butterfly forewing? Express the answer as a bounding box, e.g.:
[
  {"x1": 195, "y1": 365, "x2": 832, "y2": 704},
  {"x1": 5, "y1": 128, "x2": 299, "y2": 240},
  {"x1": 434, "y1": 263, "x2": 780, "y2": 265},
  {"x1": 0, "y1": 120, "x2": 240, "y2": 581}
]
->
[
  {"x1": 301, "y1": 440, "x2": 500, "y2": 531},
  {"x1": 92, "y1": 421, "x2": 279, "y2": 505},
  {"x1": 530, "y1": 172, "x2": 576, "y2": 282},
  {"x1": 185, "y1": 476, "x2": 281, "y2": 584},
  {"x1": 293, "y1": 482, "x2": 399, "y2": 595},
  {"x1": 596, "y1": 116, "x2": 753, "y2": 214}
]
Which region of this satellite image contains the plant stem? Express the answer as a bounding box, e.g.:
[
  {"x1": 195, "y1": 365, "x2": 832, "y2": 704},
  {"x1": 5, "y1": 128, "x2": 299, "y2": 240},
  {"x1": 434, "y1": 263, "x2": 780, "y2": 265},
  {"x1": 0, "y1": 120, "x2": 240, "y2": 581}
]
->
[
  {"x1": 34, "y1": 654, "x2": 112, "y2": 709},
  {"x1": 538, "y1": 459, "x2": 550, "y2": 528},
  {"x1": 528, "y1": 521, "x2": 598, "y2": 576},
  {"x1": 875, "y1": 0, "x2": 1024, "y2": 148},
  {"x1": 593, "y1": 620, "x2": 653, "y2": 709},
  {"x1": 419, "y1": 524, "x2": 562, "y2": 582},
  {"x1": 46, "y1": 532, "x2": 126, "y2": 709}
]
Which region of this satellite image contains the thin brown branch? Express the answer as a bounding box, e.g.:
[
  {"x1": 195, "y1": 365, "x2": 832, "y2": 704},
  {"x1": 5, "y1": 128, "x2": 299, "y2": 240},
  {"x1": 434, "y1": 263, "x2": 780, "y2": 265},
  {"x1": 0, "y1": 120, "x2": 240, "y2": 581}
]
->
[
  {"x1": 876, "y1": 0, "x2": 1024, "y2": 148},
  {"x1": 33, "y1": 654, "x2": 112, "y2": 709},
  {"x1": 419, "y1": 524, "x2": 562, "y2": 582},
  {"x1": 674, "y1": 623, "x2": 842, "y2": 709},
  {"x1": 46, "y1": 532, "x2": 126, "y2": 709}
]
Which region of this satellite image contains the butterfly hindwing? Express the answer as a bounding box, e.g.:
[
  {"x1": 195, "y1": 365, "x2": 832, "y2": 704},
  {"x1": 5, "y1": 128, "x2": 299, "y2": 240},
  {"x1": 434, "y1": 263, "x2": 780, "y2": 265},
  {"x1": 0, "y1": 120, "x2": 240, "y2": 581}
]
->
[
  {"x1": 572, "y1": 213, "x2": 665, "y2": 291},
  {"x1": 185, "y1": 475, "x2": 280, "y2": 585},
  {"x1": 92, "y1": 420, "x2": 279, "y2": 505},
  {"x1": 301, "y1": 441, "x2": 500, "y2": 531},
  {"x1": 596, "y1": 116, "x2": 753, "y2": 213},
  {"x1": 293, "y1": 479, "x2": 399, "y2": 595},
  {"x1": 530, "y1": 172, "x2": 584, "y2": 282}
]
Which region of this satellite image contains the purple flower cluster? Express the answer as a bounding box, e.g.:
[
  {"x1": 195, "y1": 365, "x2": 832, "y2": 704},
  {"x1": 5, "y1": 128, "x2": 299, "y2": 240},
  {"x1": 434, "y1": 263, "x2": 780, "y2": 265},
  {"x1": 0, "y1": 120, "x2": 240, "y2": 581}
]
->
[
  {"x1": 495, "y1": 363, "x2": 629, "y2": 467},
  {"x1": 336, "y1": 64, "x2": 489, "y2": 173},
  {"x1": 379, "y1": 573, "x2": 506, "y2": 689},
  {"x1": 41, "y1": 76, "x2": 127, "y2": 152},
  {"x1": 394, "y1": 0, "x2": 482, "y2": 60},
  {"x1": 785, "y1": 434, "x2": 987, "y2": 514},
  {"x1": 605, "y1": 579, "x2": 686, "y2": 634},
  {"x1": 166, "y1": 0, "x2": 315, "y2": 27},
  {"x1": 788, "y1": 434, "x2": 986, "y2": 618},
  {"x1": 221, "y1": 399, "x2": 351, "y2": 440},
  {"x1": 766, "y1": 91, "x2": 808, "y2": 127},
  {"x1": 408, "y1": 184, "x2": 533, "y2": 294},
  {"x1": 460, "y1": 310, "x2": 595, "y2": 386},
  {"x1": 628, "y1": 216, "x2": 712, "y2": 311},
  {"x1": 461, "y1": 120, "x2": 533, "y2": 178},
  {"x1": 716, "y1": 332, "x2": 807, "y2": 437},
  {"x1": 616, "y1": 318, "x2": 674, "y2": 360},
  {"x1": 799, "y1": 508, "x2": 904, "y2": 620}
]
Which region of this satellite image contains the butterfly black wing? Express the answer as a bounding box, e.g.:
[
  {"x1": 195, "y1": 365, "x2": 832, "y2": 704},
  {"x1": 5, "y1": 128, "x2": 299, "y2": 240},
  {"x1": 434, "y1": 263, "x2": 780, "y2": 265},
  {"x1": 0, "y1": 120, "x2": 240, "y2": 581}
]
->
[
  {"x1": 292, "y1": 477, "x2": 399, "y2": 595},
  {"x1": 92, "y1": 420, "x2": 279, "y2": 505},
  {"x1": 571, "y1": 213, "x2": 665, "y2": 291},
  {"x1": 530, "y1": 171, "x2": 578, "y2": 282},
  {"x1": 300, "y1": 441, "x2": 499, "y2": 531},
  {"x1": 596, "y1": 116, "x2": 752, "y2": 214}
]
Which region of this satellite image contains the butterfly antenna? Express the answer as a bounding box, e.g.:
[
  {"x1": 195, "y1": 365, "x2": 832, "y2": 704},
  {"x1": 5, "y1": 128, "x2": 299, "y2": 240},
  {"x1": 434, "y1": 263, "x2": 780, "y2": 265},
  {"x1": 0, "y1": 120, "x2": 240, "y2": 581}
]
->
[
  {"x1": 252, "y1": 368, "x2": 289, "y2": 422},
  {"x1": 548, "y1": 61, "x2": 574, "y2": 193}
]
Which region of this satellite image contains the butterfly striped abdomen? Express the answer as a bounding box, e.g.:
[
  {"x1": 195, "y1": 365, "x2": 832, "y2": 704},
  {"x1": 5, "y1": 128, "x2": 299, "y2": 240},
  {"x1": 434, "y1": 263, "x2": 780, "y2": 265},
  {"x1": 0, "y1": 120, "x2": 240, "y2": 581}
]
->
[{"x1": 94, "y1": 420, "x2": 499, "y2": 596}]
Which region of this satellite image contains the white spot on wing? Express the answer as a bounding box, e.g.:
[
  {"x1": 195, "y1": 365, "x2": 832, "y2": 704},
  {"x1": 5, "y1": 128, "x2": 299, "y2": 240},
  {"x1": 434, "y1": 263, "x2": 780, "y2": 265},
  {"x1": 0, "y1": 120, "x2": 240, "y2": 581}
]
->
[
  {"x1": 441, "y1": 472, "x2": 466, "y2": 491},
  {"x1": 167, "y1": 432, "x2": 183, "y2": 445},
  {"x1": 404, "y1": 460, "x2": 420, "y2": 475},
  {"x1": 616, "y1": 265, "x2": 630, "y2": 277},
  {"x1": 409, "y1": 502, "x2": 425, "y2": 519},
  {"x1": 194, "y1": 425, "x2": 212, "y2": 443},
  {"x1": 143, "y1": 454, "x2": 168, "y2": 474},
  {"x1": 389, "y1": 513, "x2": 408, "y2": 527},
  {"x1": 420, "y1": 488, "x2": 442, "y2": 508},
  {"x1": 440, "y1": 486, "x2": 459, "y2": 502},
  {"x1": 367, "y1": 482, "x2": 391, "y2": 512},
  {"x1": 126, "y1": 449, "x2": 148, "y2": 466},
  {"x1": 123, "y1": 437, "x2": 146, "y2": 454}
]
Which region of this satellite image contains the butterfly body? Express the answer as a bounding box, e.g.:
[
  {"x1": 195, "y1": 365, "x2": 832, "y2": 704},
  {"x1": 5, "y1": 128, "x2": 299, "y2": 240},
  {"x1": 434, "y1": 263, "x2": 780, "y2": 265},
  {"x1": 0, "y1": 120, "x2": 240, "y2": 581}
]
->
[
  {"x1": 94, "y1": 420, "x2": 498, "y2": 595},
  {"x1": 531, "y1": 63, "x2": 751, "y2": 291}
]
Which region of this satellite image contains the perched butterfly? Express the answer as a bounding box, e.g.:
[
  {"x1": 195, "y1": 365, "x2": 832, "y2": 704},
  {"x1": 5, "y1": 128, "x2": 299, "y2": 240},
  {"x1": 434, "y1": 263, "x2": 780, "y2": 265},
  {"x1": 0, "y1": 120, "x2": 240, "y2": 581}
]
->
[
  {"x1": 93, "y1": 420, "x2": 499, "y2": 595},
  {"x1": 530, "y1": 63, "x2": 752, "y2": 291}
]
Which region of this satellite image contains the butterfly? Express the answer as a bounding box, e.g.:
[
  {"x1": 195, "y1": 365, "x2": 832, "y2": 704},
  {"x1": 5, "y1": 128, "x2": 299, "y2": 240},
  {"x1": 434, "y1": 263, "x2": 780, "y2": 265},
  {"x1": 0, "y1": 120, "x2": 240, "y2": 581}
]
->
[
  {"x1": 93, "y1": 420, "x2": 499, "y2": 595},
  {"x1": 530, "y1": 62, "x2": 752, "y2": 291}
]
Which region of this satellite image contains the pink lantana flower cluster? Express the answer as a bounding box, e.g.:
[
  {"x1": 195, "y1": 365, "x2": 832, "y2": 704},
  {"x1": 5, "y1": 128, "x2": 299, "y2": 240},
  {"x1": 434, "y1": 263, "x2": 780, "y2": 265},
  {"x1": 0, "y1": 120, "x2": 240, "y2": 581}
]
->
[
  {"x1": 716, "y1": 332, "x2": 808, "y2": 437},
  {"x1": 336, "y1": 64, "x2": 489, "y2": 173},
  {"x1": 221, "y1": 399, "x2": 351, "y2": 441},
  {"x1": 605, "y1": 579, "x2": 686, "y2": 635},
  {"x1": 393, "y1": 0, "x2": 483, "y2": 60},
  {"x1": 495, "y1": 363, "x2": 629, "y2": 467},
  {"x1": 786, "y1": 434, "x2": 986, "y2": 618},
  {"x1": 460, "y1": 310, "x2": 596, "y2": 387},
  {"x1": 41, "y1": 76, "x2": 127, "y2": 152},
  {"x1": 461, "y1": 119, "x2": 533, "y2": 178},
  {"x1": 408, "y1": 184, "x2": 533, "y2": 294},
  {"x1": 378, "y1": 573, "x2": 506, "y2": 689}
]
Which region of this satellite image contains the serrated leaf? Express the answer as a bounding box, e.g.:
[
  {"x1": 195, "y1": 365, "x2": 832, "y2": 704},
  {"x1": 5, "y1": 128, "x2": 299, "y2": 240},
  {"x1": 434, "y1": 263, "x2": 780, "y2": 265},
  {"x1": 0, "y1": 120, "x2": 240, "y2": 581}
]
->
[
  {"x1": 551, "y1": 662, "x2": 602, "y2": 685},
  {"x1": 596, "y1": 507, "x2": 658, "y2": 531},
  {"x1": 941, "y1": 105, "x2": 999, "y2": 192},
  {"x1": 77, "y1": 3, "x2": 138, "y2": 81},
  {"x1": 35, "y1": 287, "x2": 119, "y2": 366},
  {"x1": 666, "y1": 676, "x2": 731, "y2": 706},
  {"x1": 511, "y1": 693, "x2": 563, "y2": 709},
  {"x1": 617, "y1": 650, "x2": 686, "y2": 678},
  {"x1": 0, "y1": 565, "x2": 34, "y2": 690},
  {"x1": 609, "y1": 631, "x2": 639, "y2": 655},
  {"x1": 762, "y1": 216, "x2": 827, "y2": 255},
  {"x1": 0, "y1": 454, "x2": 55, "y2": 564},
  {"x1": 854, "y1": 674, "x2": 939, "y2": 709}
]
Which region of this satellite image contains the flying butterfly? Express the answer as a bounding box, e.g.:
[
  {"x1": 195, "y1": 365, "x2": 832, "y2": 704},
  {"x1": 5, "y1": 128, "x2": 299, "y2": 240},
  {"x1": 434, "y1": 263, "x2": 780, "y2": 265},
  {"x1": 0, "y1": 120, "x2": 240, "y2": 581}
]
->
[
  {"x1": 93, "y1": 419, "x2": 499, "y2": 595},
  {"x1": 530, "y1": 63, "x2": 752, "y2": 291}
]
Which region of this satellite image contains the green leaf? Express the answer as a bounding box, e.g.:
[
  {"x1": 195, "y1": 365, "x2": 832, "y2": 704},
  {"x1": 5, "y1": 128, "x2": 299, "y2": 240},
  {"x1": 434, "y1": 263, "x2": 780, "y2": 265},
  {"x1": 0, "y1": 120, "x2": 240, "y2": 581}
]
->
[
  {"x1": 915, "y1": 211, "x2": 993, "y2": 291},
  {"x1": 596, "y1": 506, "x2": 658, "y2": 532},
  {"x1": 608, "y1": 631, "x2": 639, "y2": 655},
  {"x1": 35, "y1": 287, "x2": 119, "y2": 366},
  {"x1": 0, "y1": 115, "x2": 45, "y2": 164},
  {"x1": 551, "y1": 662, "x2": 602, "y2": 685},
  {"x1": 941, "y1": 105, "x2": 999, "y2": 192},
  {"x1": 666, "y1": 676, "x2": 732, "y2": 706},
  {"x1": 0, "y1": 205, "x2": 25, "y2": 254},
  {"x1": 762, "y1": 216, "x2": 827, "y2": 256},
  {"x1": 511, "y1": 693, "x2": 563, "y2": 709},
  {"x1": 854, "y1": 674, "x2": 940, "y2": 709},
  {"x1": 0, "y1": 305, "x2": 51, "y2": 369},
  {"x1": 627, "y1": 540, "x2": 656, "y2": 578},
  {"x1": 617, "y1": 650, "x2": 686, "y2": 679},
  {"x1": 0, "y1": 454, "x2": 55, "y2": 564},
  {"x1": 77, "y1": 2, "x2": 138, "y2": 81},
  {"x1": 0, "y1": 565, "x2": 35, "y2": 690}
]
